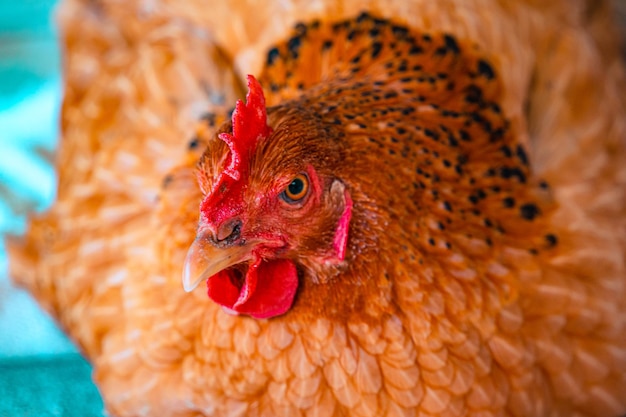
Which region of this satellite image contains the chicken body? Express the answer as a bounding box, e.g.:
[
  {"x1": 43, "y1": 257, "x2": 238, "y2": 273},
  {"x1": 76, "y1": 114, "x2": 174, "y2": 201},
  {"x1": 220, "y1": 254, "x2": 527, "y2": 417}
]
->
[{"x1": 7, "y1": 1, "x2": 626, "y2": 416}]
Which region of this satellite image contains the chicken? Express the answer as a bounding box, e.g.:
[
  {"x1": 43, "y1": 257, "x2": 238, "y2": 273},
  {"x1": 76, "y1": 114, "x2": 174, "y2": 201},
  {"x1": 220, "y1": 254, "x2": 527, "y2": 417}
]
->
[{"x1": 6, "y1": 0, "x2": 626, "y2": 416}]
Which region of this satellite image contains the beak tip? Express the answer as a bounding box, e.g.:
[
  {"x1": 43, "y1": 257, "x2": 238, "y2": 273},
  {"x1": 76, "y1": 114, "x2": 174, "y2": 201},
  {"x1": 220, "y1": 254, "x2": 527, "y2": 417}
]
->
[{"x1": 182, "y1": 264, "x2": 201, "y2": 292}]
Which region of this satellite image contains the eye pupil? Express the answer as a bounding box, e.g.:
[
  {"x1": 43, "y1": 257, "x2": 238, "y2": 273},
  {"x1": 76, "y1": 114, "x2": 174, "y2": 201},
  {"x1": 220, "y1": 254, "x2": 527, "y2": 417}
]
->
[{"x1": 288, "y1": 179, "x2": 304, "y2": 195}]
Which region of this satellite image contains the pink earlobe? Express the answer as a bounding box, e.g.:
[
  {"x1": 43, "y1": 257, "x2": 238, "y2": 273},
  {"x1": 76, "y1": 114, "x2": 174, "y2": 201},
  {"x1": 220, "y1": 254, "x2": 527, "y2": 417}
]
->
[{"x1": 332, "y1": 189, "x2": 353, "y2": 261}]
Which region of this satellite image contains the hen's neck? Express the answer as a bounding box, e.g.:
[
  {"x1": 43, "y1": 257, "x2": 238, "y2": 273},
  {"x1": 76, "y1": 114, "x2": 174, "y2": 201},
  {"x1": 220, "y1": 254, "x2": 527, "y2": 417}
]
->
[{"x1": 258, "y1": 13, "x2": 557, "y2": 322}]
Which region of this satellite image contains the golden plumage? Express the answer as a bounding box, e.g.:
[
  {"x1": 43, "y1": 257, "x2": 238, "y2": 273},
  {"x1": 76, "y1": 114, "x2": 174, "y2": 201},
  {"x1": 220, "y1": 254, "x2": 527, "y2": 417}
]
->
[{"x1": 7, "y1": 0, "x2": 626, "y2": 416}]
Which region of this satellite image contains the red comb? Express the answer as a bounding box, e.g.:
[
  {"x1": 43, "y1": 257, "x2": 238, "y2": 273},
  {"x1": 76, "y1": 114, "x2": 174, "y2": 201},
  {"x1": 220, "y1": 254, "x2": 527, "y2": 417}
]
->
[
  {"x1": 200, "y1": 75, "x2": 272, "y2": 226},
  {"x1": 218, "y1": 75, "x2": 272, "y2": 180}
]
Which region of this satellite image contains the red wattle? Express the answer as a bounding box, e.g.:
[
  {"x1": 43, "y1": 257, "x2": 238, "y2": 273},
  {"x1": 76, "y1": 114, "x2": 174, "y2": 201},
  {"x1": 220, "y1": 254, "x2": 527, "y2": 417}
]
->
[
  {"x1": 206, "y1": 270, "x2": 241, "y2": 308},
  {"x1": 206, "y1": 259, "x2": 298, "y2": 319},
  {"x1": 234, "y1": 258, "x2": 261, "y2": 308}
]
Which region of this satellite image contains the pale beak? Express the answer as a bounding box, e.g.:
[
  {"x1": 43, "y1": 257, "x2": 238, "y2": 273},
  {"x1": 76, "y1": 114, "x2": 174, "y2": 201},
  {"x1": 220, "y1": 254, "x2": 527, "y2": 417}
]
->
[{"x1": 182, "y1": 234, "x2": 257, "y2": 292}]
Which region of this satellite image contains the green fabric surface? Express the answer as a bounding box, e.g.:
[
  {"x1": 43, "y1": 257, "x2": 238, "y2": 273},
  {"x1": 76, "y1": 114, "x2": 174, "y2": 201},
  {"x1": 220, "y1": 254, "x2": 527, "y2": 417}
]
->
[{"x1": 0, "y1": 354, "x2": 105, "y2": 417}]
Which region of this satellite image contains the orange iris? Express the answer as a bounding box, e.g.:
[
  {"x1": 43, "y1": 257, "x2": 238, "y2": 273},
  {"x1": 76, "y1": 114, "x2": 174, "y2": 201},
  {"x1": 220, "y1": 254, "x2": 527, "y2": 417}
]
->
[{"x1": 283, "y1": 173, "x2": 309, "y2": 203}]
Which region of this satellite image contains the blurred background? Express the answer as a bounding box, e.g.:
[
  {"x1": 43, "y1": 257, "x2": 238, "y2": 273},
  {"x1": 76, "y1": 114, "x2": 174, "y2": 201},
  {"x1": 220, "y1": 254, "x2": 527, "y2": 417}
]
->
[{"x1": 0, "y1": 0, "x2": 104, "y2": 415}]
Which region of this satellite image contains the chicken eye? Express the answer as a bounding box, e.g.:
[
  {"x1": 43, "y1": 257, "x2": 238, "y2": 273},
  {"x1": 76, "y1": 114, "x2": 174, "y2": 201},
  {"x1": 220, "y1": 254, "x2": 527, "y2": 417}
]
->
[{"x1": 281, "y1": 173, "x2": 309, "y2": 203}]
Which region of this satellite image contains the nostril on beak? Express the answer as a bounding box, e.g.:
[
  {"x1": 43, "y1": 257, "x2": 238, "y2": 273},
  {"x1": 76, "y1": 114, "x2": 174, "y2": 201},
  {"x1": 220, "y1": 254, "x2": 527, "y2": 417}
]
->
[{"x1": 216, "y1": 219, "x2": 242, "y2": 244}]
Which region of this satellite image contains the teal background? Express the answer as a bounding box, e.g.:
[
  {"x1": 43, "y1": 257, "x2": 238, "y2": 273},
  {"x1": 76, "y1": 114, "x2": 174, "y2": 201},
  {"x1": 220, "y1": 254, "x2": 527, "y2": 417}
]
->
[{"x1": 0, "y1": 1, "x2": 105, "y2": 415}]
